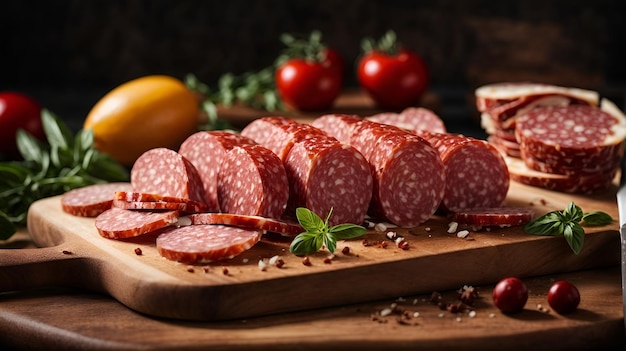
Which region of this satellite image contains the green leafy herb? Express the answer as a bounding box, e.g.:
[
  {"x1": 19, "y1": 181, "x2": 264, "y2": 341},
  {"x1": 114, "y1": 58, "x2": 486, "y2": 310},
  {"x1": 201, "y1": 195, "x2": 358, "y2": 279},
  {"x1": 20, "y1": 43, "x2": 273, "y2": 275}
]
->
[
  {"x1": 523, "y1": 201, "x2": 613, "y2": 254},
  {"x1": 289, "y1": 207, "x2": 367, "y2": 255},
  {"x1": 0, "y1": 109, "x2": 129, "y2": 240}
]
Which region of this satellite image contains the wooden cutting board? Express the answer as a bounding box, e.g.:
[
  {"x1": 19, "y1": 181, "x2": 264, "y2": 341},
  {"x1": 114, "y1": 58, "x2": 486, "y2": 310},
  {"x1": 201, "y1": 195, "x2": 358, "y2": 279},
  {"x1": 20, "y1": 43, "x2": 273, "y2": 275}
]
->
[{"x1": 0, "y1": 179, "x2": 620, "y2": 322}]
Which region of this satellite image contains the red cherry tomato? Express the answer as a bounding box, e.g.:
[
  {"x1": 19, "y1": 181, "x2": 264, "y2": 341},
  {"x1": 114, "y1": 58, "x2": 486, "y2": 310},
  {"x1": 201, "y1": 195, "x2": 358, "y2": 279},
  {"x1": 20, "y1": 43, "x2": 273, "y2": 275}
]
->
[
  {"x1": 547, "y1": 280, "x2": 580, "y2": 314},
  {"x1": 276, "y1": 52, "x2": 343, "y2": 111},
  {"x1": 492, "y1": 277, "x2": 528, "y2": 314},
  {"x1": 0, "y1": 92, "x2": 45, "y2": 158},
  {"x1": 357, "y1": 49, "x2": 428, "y2": 109}
]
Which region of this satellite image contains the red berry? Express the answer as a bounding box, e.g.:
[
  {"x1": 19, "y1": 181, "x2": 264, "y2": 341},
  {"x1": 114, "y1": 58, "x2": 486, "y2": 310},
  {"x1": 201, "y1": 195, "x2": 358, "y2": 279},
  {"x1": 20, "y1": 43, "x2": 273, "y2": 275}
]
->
[
  {"x1": 492, "y1": 277, "x2": 528, "y2": 313},
  {"x1": 547, "y1": 280, "x2": 580, "y2": 314}
]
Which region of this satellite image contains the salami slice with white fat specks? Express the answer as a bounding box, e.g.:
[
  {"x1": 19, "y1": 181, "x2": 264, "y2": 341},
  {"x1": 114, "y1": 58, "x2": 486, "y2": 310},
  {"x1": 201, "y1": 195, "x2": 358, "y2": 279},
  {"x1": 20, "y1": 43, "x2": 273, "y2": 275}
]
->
[
  {"x1": 61, "y1": 183, "x2": 132, "y2": 217},
  {"x1": 283, "y1": 134, "x2": 372, "y2": 226},
  {"x1": 241, "y1": 117, "x2": 326, "y2": 160},
  {"x1": 179, "y1": 131, "x2": 256, "y2": 211},
  {"x1": 186, "y1": 213, "x2": 303, "y2": 237},
  {"x1": 505, "y1": 154, "x2": 616, "y2": 194},
  {"x1": 515, "y1": 104, "x2": 626, "y2": 171},
  {"x1": 311, "y1": 114, "x2": 362, "y2": 144},
  {"x1": 218, "y1": 144, "x2": 289, "y2": 218},
  {"x1": 95, "y1": 207, "x2": 179, "y2": 239},
  {"x1": 420, "y1": 132, "x2": 510, "y2": 213},
  {"x1": 367, "y1": 107, "x2": 446, "y2": 134},
  {"x1": 111, "y1": 199, "x2": 210, "y2": 214},
  {"x1": 131, "y1": 148, "x2": 207, "y2": 204},
  {"x1": 452, "y1": 207, "x2": 535, "y2": 228},
  {"x1": 156, "y1": 224, "x2": 263, "y2": 264}
]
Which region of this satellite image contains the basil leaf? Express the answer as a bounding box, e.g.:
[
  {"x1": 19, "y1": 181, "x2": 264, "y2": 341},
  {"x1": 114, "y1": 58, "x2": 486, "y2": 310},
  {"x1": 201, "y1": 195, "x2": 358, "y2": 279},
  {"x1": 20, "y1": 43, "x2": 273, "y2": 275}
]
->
[
  {"x1": 0, "y1": 211, "x2": 17, "y2": 240},
  {"x1": 582, "y1": 211, "x2": 613, "y2": 226},
  {"x1": 289, "y1": 232, "x2": 321, "y2": 255},
  {"x1": 323, "y1": 231, "x2": 337, "y2": 254},
  {"x1": 296, "y1": 207, "x2": 325, "y2": 233},
  {"x1": 563, "y1": 202, "x2": 583, "y2": 223},
  {"x1": 523, "y1": 211, "x2": 563, "y2": 235},
  {"x1": 330, "y1": 224, "x2": 367, "y2": 240},
  {"x1": 563, "y1": 222, "x2": 584, "y2": 254}
]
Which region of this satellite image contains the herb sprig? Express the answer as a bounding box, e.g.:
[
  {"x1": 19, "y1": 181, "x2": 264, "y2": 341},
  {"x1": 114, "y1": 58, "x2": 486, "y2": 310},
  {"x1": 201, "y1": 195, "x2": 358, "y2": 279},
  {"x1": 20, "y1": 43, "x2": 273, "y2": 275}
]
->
[
  {"x1": 523, "y1": 202, "x2": 613, "y2": 254},
  {"x1": 0, "y1": 110, "x2": 129, "y2": 240},
  {"x1": 289, "y1": 207, "x2": 367, "y2": 255}
]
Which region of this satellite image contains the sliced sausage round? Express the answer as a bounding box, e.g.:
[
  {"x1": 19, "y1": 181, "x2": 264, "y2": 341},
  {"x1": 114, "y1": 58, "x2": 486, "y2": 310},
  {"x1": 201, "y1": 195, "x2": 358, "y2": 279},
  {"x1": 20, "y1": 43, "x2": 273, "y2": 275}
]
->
[
  {"x1": 61, "y1": 183, "x2": 132, "y2": 217},
  {"x1": 95, "y1": 207, "x2": 179, "y2": 239},
  {"x1": 186, "y1": 213, "x2": 303, "y2": 237}
]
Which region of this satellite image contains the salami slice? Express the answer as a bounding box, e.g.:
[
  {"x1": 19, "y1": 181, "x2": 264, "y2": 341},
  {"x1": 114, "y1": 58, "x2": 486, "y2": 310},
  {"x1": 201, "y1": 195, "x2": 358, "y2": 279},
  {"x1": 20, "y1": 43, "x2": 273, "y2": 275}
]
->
[
  {"x1": 156, "y1": 224, "x2": 263, "y2": 264},
  {"x1": 95, "y1": 207, "x2": 179, "y2": 239},
  {"x1": 283, "y1": 135, "x2": 372, "y2": 226},
  {"x1": 218, "y1": 144, "x2": 289, "y2": 218},
  {"x1": 112, "y1": 199, "x2": 209, "y2": 213},
  {"x1": 487, "y1": 135, "x2": 521, "y2": 158},
  {"x1": 114, "y1": 191, "x2": 196, "y2": 204},
  {"x1": 515, "y1": 104, "x2": 626, "y2": 170},
  {"x1": 241, "y1": 117, "x2": 326, "y2": 160},
  {"x1": 186, "y1": 213, "x2": 303, "y2": 237},
  {"x1": 452, "y1": 207, "x2": 535, "y2": 228},
  {"x1": 178, "y1": 131, "x2": 256, "y2": 211},
  {"x1": 61, "y1": 183, "x2": 132, "y2": 217},
  {"x1": 131, "y1": 148, "x2": 207, "y2": 204},
  {"x1": 420, "y1": 132, "x2": 510, "y2": 212},
  {"x1": 505, "y1": 154, "x2": 616, "y2": 194},
  {"x1": 366, "y1": 107, "x2": 447, "y2": 134},
  {"x1": 311, "y1": 114, "x2": 362, "y2": 144}
]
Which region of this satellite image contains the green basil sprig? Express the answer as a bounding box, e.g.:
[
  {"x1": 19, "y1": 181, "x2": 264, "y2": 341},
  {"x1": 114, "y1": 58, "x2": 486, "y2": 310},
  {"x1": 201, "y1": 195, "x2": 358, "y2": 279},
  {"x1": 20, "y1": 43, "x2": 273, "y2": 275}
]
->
[
  {"x1": 523, "y1": 202, "x2": 613, "y2": 254},
  {"x1": 289, "y1": 207, "x2": 367, "y2": 255},
  {"x1": 0, "y1": 109, "x2": 129, "y2": 240}
]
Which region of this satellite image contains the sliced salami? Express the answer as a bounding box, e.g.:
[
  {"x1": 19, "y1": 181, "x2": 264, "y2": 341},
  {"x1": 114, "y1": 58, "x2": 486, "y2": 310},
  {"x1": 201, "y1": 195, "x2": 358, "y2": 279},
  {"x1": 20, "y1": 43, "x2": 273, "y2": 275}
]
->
[
  {"x1": 131, "y1": 148, "x2": 207, "y2": 204},
  {"x1": 186, "y1": 213, "x2": 303, "y2": 237},
  {"x1": 505, "y1": 155, "x2": 616, "y2": 194},
  {"x1": 178, "y1": 131, "x2": 256, "y2": 211},
  {"x1": 218, "y1": 144, "x2": 289, "y2": 218},
  {"x1": 515, "y1": 104, "x2": 626, "y2": 169},
  {"x1": 61, "y1": 183, "x2": 132, "y2": 217},
  {"x1": 111, "y1": 199, "x2": 209, "y2": 214},
  {"x1": 156, "y1": 224, "x2": 263, "y2": 264},
  {"x1": 311, "y1": 114, "x2": 362, "y2": 144},
  {"x1": 114, "y1": 191, "x2": 197, "y2": 204},
  {"x1": 283, "y1": 134, "x2": 372, "y2": 226},
  {"x1": 452, "y1": 207, "x2": 535, "y2": 228},
  {"x1": 420, "y1": 132, "x2": 510, "y2": 212},
  {"x1": 241, "y1": 117, "x2": 326, "y2": 160},
  {"x1": 366, "y1": 107, "x2": 446, "y2": 134},
  {"x1": 95, "y1": 207, "x2": 179, "y2": 239}
]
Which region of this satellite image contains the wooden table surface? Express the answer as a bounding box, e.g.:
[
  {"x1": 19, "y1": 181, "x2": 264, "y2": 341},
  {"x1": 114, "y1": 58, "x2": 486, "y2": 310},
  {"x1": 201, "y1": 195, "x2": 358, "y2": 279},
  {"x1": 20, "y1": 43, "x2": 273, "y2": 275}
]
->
[
  {"x1": 1, "y1": 90, "x2": 625, "y2": 350},
  {"x1": 1, "y1": 227, "x2": 624, "y2": 351}
]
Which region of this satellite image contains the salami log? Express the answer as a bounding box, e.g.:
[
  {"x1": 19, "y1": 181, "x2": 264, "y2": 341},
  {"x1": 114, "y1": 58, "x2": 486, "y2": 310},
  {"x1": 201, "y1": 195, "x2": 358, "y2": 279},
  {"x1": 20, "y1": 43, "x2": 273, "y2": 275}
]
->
[
  {"x1": 95, "y1": 207, "x2": 179, "y2": 239},
  {"x1": 178, "y1": 131, "x2": 256, "y2": 211},
  {"x1": 344, "y1": 120, "x2": 445, "y2": 227},
  {"x1": 218, "y1": 144, "x2": 289, "y2": 218},
  {"x1": 366, "y1": 107, "x2": 446, "y2": 134},
  {"x1": 241, "y1": 117, "x2": 326, "y2": 160},
  {"x1": 283, "y1": 134, "x2": 372, "y2": 226},
  {"x1": 420, "y1": 132, "x2": 510, "y2": 212},
  {"x1": 131, "y1": 148, "x2": 206, "y2": 204},
  {"x1": 452, "y1": 207, "x2": 535, "y2": 228},
  {"x1": 156, "y1": 224, "x2": 263, "y2": 264},
  {"x1": 186, "y1": 213, "x2": 303, "y2": 237},
  {"x1": 61, "y1": 183, "x2": 132, "y2": 217}
]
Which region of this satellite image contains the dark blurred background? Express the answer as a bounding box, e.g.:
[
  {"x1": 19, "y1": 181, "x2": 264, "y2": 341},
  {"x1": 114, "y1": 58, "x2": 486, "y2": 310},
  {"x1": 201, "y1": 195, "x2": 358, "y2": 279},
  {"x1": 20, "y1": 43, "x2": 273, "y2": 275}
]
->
[{"x1": 1, "y1": 0, "x2": 625, "y2": 136}]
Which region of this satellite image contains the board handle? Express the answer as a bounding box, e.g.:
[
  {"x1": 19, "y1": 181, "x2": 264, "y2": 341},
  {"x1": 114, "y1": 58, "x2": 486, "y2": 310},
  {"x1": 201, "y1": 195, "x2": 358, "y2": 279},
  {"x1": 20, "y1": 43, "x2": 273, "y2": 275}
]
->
[{"x1": 0, "y1": 246, "x2": 87, "y2": 293}]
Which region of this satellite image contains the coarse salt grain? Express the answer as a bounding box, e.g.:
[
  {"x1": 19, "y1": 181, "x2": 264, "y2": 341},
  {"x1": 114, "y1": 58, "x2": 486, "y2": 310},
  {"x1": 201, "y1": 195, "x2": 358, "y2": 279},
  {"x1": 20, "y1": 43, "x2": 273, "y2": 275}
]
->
[
  {"x1": 447, "y1": 221, "x2": 458, "y2": 233},
  {"x1": 374, "y1": 222, "x2": 387, "y2": 232},
  {"x1": 457, "y1": 230, "x2": 470, "y2": 238},
  {"x1": 469, "y1": 310, "x2": 476, "y2": 318},
  {"x1": 380, "y1": 308, "x2": 392, "y2": 317},
  {"x1": 269, "y1": 255, "x2": 280, "y2": 265},
  {"x1": 258, "y1": 259, "x2": 268, "y2": 271},
  {"x1": 413, "y1": 312, "x2": 420, "y2": 318}
]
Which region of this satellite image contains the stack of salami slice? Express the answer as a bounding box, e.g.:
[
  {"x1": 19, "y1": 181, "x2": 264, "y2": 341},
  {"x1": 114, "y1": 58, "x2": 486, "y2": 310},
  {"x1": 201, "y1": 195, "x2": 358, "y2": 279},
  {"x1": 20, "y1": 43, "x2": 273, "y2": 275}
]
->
[{"x1": 476, "y1": 82, "x2": 626, "y2": 193}]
